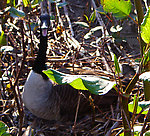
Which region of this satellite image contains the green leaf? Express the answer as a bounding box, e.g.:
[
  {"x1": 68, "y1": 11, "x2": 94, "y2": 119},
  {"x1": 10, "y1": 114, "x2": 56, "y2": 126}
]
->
[
  {"x1": 139, "y1": 71, "x2": 150, "y2": 82},
  {"x1": 84, "y1": 15, "x2": 89, "y2": 22},
  {"x1": 128, "y1": 103, "x2": 142, "y2": 114},
  {"x1": 114, "y1": 54, "x2": 121, "y2": 74},
  {"x1": 56, "y1": 2, "x2": 67, "y2": 7},
  {"x1": 74, "y1": 22, "x2": 89, "y2": 28},
  {"x1": 9, "y1": 7, "x2": 25, "y2": 18},
  {"x1": 89, "y1": 10, "x2": 96, "y2": 23},
  {"x1": 43, "y1": 69, "x2": 116, "y2": 95},
  {"x1": 119, "y1": 133, "x2": 124, "y2": 136},
  {"x1": 138, "y1": 101, "x2": 150, "y2": 109},
  {"x1": 96, "y1": 6, "x2": 106, "y2": 15},
  {"x1": 143, "y1": 49, "x2": 150, "y2": 65},
  {"x1": 23, "y1": 0, "x2": 30, "y2": 7},
  {"x1": 101, "y1": 0, "x2": 132, "y2": 19},
  {"x1": 7, "y1": 0, "x2": 10, "y2": 4},
  {"x1": 131, "y1": 94, "x2": 139, "y2": 115},
  {"x1": 134, "y1": 126, "x2": 143, "y2": 134},
  {"x1": 7, "y1": 0, "x2": 15, "y2": 7},
  {"x1": 144, "y1": 130, "x2": 150, "y2": 136},
  {"x1": 128, "y1": 101, "x2": 150, "y2": 114},
  {"x1": 141, "y1": 7, "x2": 150, "y2": 44},
  {"x1": 0, "y1": 121, "x2": 10, "y2": 136},
  {"x1": 0, "y1": 31, "x2": 7, "y2": 46}
]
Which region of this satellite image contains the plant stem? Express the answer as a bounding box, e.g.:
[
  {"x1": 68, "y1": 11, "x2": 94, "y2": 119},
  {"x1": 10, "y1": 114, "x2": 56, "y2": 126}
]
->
[
  {"x1": 134, "y1": 0, "x2": 150, "y2": 101},
  {"x1": 121, "y1": 96, "x2": 131, "y2": 136},
  {"x1": 133, "y1": 0, "x2": 146, "y2": 56},
  {"x1": 140, "y1": 107, "x2": 150, "y2": 136}
]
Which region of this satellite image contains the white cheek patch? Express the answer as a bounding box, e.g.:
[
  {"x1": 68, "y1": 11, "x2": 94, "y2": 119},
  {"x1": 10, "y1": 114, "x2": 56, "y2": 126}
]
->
[{"x1": 42, "y1": 29, "x2": 47, "y2": 37}]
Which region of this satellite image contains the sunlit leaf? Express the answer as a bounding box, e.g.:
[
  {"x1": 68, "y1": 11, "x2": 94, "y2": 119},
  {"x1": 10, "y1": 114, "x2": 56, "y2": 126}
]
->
[
  {"x1": 114, "y1": 54, "x2": 121, "y2": 74},
  {"x1": 144, "y1": 130, "x2": 150, "y2": 136},
  {"x1": 43, "y1": 69, "x2": 116, "y2": 95},
  {"x1": 89, "y1": 10, "x2": 96, "y2": 23},
  {"x1": 0, "y1": 31, "x2": 7, "y2": 46},
  {"x1": 23, "y1": 0, "x2": 30, "y2": 7},
  {"x1": 0, "y1": 121, "x2": 10, "y2": 136},
  {"x1": 128, "y1": 103, "x2": 142, "y2": 114},
  {"x1": 131, "y1": 94, "x2": 139, "y2": 116},
  {"x1": 128, "y1": 101, "x2": 150, "y2": 114},
  {"x1": 139, "y1": 71, "x2": 150, "y2": 82},
  {"x1": 7, "y1": 0, "x2": 15, "y2": 7},
  {"x1": 134, "y1": 126, "x2": 143, "y2": 135},
  {"x1": 7, "y1": 0, "x2": 11, "y2": 4},
  {"x1": 74, "y1": 22, "x2": 89, "y2": 28},
  {"x1": 101, "y1": 0, "x2": 132, "y2": 19},
  {"x1": 143, "y1": 49, "x2": 150, "y2": 65},
  {"x1": 141, "y1": 7, "x2": 150, "y2": 44},
  {"x1": 84, "y1": 15, "x2": 89, "y2": 22}
]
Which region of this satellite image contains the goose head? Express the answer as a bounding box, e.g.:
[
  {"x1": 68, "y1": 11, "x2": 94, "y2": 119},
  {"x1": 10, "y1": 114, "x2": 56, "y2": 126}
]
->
[{"x1": 40, "y1": 13, "x2": 50, "y2": 37}]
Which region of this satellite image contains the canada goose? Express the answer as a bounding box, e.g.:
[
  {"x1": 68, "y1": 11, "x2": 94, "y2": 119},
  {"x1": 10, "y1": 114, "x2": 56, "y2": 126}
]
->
[{"x1": 22, "y1": 13, "x2": 117, "y2": 122}]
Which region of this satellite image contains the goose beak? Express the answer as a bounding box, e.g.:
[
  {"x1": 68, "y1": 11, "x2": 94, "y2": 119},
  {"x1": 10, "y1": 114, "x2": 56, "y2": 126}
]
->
[
  {"x1": 41, "y1": 22, "x2": 48, "y2": 37},
  {"x1": 40, "y1": 14, "x2": 50, "y2": 37}
]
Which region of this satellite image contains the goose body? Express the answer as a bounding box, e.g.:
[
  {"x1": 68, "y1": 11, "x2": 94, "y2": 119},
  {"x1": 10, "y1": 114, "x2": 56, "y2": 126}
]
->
[
  {"x1": 22, "y1": 13, "x2": 61, "y2": 120},
  {"x1": 23, "y1": 70, "x2": 60, "y2": 120},
  {"x1": 22, "y1": 13, "x2": 81, "y2": 121},
  {"x1": 23, "y1": 13, "x2": 117, "y2": 122}
]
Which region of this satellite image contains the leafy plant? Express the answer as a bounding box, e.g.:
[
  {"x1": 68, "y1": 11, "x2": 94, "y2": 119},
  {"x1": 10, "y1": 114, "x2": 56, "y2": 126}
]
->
[
  {"x1": 101, "y1": 0, "x2": 132, "y2": 19},
  {"x1": 0, "y1": 121, "x2": 10, "y2": 136},
  {"x1": 141, "y1": 7, "x2": 150, "y2": 44},
  {"x1": 0, "y1": 31, "x2": 7, "y2": 46},
  {"x1": 2, "y1": 0, "x2": 150, "y2": 135},
  {"x1": 43, "y1": 69, "x2": 116, "y2": 95},
  {"x1": 129, "y1": 101, "x2": 150, "y2": 115},
  {"x1": 97, "y1": 0, "x2": 150, "y2": 135},
  {"x1": 74, "y1": 10, "x2": 96, "y2": 29}
]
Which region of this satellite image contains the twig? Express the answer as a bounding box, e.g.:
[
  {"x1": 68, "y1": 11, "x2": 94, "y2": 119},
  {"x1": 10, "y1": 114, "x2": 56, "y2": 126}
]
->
[
  {"x1": 91, "y1": 0, "x2": 109, "y2": 36},
  {"x1": 63, "y1": 0, "x2": 74, "y2": 36},
  {"x1": 140, "y1": 107, "x2": 150, "y2": 136},
  {"x1": 12, "y1": 20, "x2": 26, "y2": 136},
  {"x1": 47, "y1": 0, "x2": 51, "y2": 16},
  {"x1": 122, "y1": 109, "x2": 133, "y2": 136},
  {"x1": 105, "y1": 116, "x2": 121, "y2": 136},
  {"x1": 27, "y1": 20, "x2": 34, "y2": 57},
  {"x1": 72, "y1": 91, "x2": 81, "y2": 132}
]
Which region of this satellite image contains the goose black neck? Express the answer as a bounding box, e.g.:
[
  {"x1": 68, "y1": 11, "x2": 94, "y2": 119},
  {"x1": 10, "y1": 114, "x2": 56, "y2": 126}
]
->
[{"x1": 33, "y1": 30, "x2": 48, "y2": 77}]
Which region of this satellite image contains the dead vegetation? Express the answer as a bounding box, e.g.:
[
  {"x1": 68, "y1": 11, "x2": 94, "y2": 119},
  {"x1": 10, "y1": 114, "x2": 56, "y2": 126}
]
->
[{"x1": 0, "y1": 0, "x2": 144, "y2": 135}]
